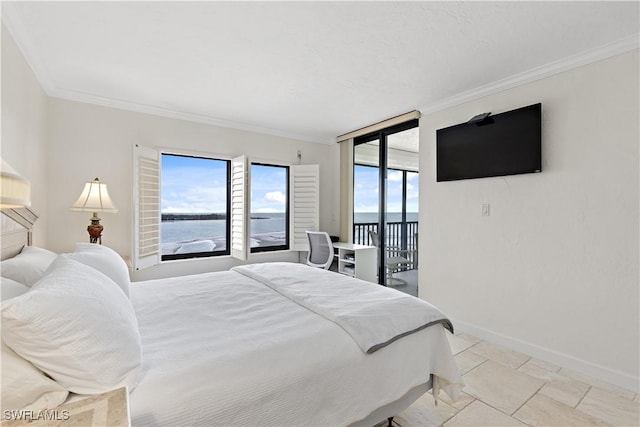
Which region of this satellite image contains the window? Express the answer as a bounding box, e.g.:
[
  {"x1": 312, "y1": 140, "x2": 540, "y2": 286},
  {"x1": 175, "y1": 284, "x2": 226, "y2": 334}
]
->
[
  {"x1": 250, "y1": 163, "x2": 289, "y2": 252},
  {"x1": 133, "y1": 145, "x2": 319, "y2": 270},
  {"x1": 160, "y1": 153, "x2": 230, "y2": 260}
]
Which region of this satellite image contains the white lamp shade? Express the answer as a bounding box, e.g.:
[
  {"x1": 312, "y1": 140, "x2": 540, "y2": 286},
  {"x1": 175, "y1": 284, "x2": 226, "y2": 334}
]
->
[
  {"x1": 0, "y1": 158, "x2": 31, "y2": 208},
  {"x1": 70, "y1": 178, "x2": 118, "y2": 213}
]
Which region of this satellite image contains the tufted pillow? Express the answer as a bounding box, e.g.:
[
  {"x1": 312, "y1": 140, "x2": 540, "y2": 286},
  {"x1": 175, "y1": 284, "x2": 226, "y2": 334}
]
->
[
  {"x1": 1, "y1": 257, "x2": 142, "y2": 394},
  {"x1": 1, "y1": 277, "x2": 68, "y2": 412},
  {"x1": 0, "y1": 246, "x2": 57, "y2": 286}
]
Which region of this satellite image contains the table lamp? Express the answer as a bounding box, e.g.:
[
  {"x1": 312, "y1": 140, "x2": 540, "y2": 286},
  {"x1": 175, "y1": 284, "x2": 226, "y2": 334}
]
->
[
  {"x1": 70, "y1": 178, "x2": 118, "y2": 244},
  {"x1": 0, "y1": 158, "x2": 31, "y2": 208}
]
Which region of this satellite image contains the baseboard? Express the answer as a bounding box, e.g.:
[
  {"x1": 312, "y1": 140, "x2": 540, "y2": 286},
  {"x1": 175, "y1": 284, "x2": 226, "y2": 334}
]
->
[{"x1": 451, "y1": 318, "x2": 639, "y2": 393}]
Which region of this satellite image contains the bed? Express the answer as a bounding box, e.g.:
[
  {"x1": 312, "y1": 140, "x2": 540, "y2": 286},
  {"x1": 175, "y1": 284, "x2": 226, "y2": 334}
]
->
[{"x1": 1, "y1": 209, "x2": 463, "y2": 426}]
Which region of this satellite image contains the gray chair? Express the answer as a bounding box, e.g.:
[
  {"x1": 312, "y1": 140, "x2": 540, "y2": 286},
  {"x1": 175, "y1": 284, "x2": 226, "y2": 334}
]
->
[
  {"x1": 305, "y1": 231, "x2": 335, "y2": 270},
  {"x1": 369, "y1": 230, "x2": 413, "y2": 285}
]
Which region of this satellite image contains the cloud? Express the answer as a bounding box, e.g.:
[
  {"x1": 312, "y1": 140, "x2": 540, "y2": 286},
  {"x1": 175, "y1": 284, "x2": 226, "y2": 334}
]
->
[
  {"x1": 355, "y1": 203, "x2": 381, "y2": 213},
  {"x1": 162, "y1": 171, "x2": 228, "y2": 213},
  {"x1": 264, "y1": 191, "x2": 286, "y2": 204},
  {"x1": 160, "y1": 155, "x2": 233, "y2": 213},
  {"x1": 253, "y1": 207, "x2": 280, "y2": 213},
  {"x1": 388, "y1": 171, "x2": 403, "y2": 182}
]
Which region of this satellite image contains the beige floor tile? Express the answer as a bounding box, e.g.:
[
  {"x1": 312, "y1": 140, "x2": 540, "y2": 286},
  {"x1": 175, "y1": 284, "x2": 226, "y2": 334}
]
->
[
  {"x1": 455, "y1": 350, "x2": 487, "y2": 375},
  {"x1": 444, "y1": 400, "x2": 526, "y2": 426},
  {"x1": 577, "y1": 387, "x2": 640, "y2": 426},
  {"x1": 538, "y1": 374, "x2": 591, "y2": 408},
  {"x1": 558, "y1": 368, "x2": 636, "y2": 401},
  {"x1": 456, "y1": 333, "x2": 482, "y2": 345},
  {"x1": 514, "y1": 394, "x2": 609, "y2": 426},
  {"x1": 430, "y1": 333, "x2": 638, "y2": 427},
  {"x1": 468, "y1": 341, "x2": 530, "y2": 369},
  {"x1": 396, "y1": 392, "x2": 458, "y2": 427},
  {"x1": 462, "y1": 360, "x2": 545, "y2": 414},
  {"x1": 517, "y1": 358, "x2": 561, "y2": 382},
  {"x1": 432, "y1": 390, "x2": 476, "y2": 411},
  {"x1": 446, "y1": 333, "x2": 478, "y2": 355}
]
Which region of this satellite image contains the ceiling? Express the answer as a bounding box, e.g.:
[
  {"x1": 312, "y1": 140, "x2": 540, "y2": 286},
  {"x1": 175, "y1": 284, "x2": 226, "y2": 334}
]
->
[{"x1": 3, "y1": 1, "x2": 638, "y2": 144}]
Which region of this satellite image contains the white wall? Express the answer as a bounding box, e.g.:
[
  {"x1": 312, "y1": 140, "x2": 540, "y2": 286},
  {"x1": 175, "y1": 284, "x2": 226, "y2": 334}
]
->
[
  {"x1": 2, "y1": 23, "x2": 340, "y2": 280},
  {"x1": 45, "y1": 98, "x2": 340, "y2": 280},
  {"x1": 419, "y1": 50, "x2": 639, "y2": 391},
  {"x1": 1, "y1": 24, "x2": 49, "y2": 246},
  {"x1": 5, "y1": 15, "x2": 637, "y2": 390}
]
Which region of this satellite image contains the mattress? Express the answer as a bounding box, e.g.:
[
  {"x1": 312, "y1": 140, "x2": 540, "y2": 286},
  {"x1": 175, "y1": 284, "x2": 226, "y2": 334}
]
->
[{"x1": 129, "y1": 268, "x2": 462, "y2": 426}]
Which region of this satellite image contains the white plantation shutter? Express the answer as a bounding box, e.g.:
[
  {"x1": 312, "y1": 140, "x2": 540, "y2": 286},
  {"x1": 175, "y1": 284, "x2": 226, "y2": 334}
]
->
[
  {"x1": 231, "y1": 156, "x2": 248, "y2": 260},
  {"x1": 291, "y1": 164, "x2": 320, "y2": 251},
  {"x1": 133, "y1": 145, "x2": 161, "y2": 270}
]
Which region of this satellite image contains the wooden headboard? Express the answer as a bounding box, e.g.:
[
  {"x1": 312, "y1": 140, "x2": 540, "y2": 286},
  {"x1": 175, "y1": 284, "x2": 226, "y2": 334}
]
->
[{"x1": 1, "y1": 207, "x2": 38, "y2": 261}]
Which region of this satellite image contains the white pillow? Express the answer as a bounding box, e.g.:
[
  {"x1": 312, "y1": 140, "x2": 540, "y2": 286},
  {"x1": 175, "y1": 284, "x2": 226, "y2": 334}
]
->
[
  {"x1": 1, "y1": 257, "x2": 142, "y2": 395},
  {"x1": 1, "y1": 277, "x2": 29, "y2": 300},
  {"x1": 62, "y1": 244, "x2": 131, "y2": 297},
  {"x1": 1, "y1": 276, "x2": 68, "y2": 412},
  {"x1": 1, "y1": 342, "x2": 68, "y2": 412},
  {"x1": 0, "y1": 246, "x2": 57, "y2": 286}
]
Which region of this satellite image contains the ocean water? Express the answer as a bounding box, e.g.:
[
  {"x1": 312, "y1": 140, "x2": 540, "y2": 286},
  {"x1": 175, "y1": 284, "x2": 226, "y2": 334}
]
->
[
  {"x1": 354, "y1": 212, "x2": 419, "y2": 223},
  {"x1": 160, "y1": 212, "x2": 418, "y2": 244},
  {"x1": 161, "y1": 213, "x2": 288, "y2": 243}
]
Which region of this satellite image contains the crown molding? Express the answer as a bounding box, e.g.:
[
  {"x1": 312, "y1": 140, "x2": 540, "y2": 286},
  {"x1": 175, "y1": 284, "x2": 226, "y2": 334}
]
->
[
  {"x1": 419, "y1": 33, "x2": 639, "y2": 116},
  {"x1": 1, "y1": 5, "x2": 334, "y2": 145},
  {"x1": 47, "y1": 86, "x2": 335, "y2": 145},
  {"x1": 4, "y1": 3, "x2": 637, "y2": 145}
]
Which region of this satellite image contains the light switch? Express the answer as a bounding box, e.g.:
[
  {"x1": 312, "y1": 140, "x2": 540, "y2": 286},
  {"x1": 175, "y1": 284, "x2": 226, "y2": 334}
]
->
[{"x1": 481, "y1": 204, "x2": 490, "y2": 216}]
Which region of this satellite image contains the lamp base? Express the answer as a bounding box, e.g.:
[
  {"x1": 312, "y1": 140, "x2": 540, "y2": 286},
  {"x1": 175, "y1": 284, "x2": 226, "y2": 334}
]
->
[{"x1": 87, "y1": 212, "x2": 103, "y2": 244}]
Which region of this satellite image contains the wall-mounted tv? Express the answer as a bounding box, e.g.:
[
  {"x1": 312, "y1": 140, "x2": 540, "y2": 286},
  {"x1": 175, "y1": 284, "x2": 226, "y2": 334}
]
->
[{"x1": 436, "y1": 103, "x2": 541, "y2": 182}]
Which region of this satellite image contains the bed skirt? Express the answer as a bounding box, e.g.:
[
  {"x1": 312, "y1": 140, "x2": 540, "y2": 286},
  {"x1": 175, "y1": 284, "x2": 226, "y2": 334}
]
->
[{"x1": 350, "y1": 378, "x2": 432, "y2": 427}]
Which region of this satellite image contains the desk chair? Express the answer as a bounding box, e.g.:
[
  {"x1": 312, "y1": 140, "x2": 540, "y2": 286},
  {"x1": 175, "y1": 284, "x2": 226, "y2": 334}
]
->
[
  {"x1": 368, "y1": 230, "x2": 413, "y2": 285},
  {"x1": 305, "y1": 231, "x2": 335, "y2": 270}
]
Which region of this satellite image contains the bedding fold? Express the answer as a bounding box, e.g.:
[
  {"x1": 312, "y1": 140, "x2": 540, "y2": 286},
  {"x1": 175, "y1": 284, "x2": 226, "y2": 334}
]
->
[{"x1": 232, "y1": 262, "x2": 453, "y2": 354}]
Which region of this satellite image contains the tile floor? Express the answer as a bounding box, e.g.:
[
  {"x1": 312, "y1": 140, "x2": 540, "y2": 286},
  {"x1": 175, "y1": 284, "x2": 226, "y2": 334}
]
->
[{"x1": 392, "y1": 332, "x2": 639, "y2": 427}]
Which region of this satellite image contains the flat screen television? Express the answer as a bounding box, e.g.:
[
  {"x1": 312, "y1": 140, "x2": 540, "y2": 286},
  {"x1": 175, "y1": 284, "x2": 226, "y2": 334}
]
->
[{"x1": 436, "y1": 103, "x2": 541, "y2": 182}]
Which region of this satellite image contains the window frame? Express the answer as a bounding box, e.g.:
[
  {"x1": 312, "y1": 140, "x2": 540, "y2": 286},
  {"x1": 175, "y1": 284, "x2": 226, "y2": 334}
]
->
[
  {"x1": 249, "y1": 162, "x2": 290, "y2": 254},
  {"x1": 352, "y1": 119, "x2": 419, "y2": 285},
  {"x1": 133, "y1": 145, "x2": 318, "y2": 270},
  {"x1": 160, "y1": 152, "x2": 232, "y2": 262}
]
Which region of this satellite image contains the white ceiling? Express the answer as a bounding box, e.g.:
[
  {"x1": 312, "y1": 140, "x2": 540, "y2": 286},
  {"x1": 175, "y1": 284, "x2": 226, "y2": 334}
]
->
[{"x1": 3, "y1": 1, "x2": 638, "y2": 144}]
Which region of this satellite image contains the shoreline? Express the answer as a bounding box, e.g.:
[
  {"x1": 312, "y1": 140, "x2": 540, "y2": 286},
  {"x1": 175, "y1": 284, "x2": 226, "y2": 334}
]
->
[
  {"x1": 161, "y1": 231, "x2": 286, "y2": 256},
  {"x1": 161, "y1": 215, "x2": 274, "y2": 221}
]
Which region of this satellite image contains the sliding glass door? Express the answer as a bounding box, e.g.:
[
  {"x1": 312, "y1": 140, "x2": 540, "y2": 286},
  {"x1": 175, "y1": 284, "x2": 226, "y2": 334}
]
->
[{"x1": 353, "y1": 120, "x2": 419, "y2": 291}]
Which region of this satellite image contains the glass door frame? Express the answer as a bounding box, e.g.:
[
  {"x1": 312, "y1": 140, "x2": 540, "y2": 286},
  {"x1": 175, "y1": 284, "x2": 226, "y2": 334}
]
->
[{"x1": 353, "y1": 118, "x2": 419, "y2": 286}]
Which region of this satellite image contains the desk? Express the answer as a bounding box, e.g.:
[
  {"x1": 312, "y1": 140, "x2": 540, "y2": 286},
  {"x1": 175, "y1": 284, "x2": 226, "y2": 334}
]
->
[{"x1": 333, "y1": 242, "x2": 377, "y2": 283}]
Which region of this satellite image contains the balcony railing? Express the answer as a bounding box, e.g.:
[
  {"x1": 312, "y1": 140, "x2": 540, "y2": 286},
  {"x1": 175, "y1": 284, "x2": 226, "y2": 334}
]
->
[{"x1": 354, "y1": 221, "x2": 418, "y2": 266}]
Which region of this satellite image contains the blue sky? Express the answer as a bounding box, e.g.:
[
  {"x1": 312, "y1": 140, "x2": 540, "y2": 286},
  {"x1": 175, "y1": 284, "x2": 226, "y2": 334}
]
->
[
  {"x1": 161, "y1": 154, "x2": 287, "y2": 214},
  {"x1": 354, "y1": 165, "x2": 419, "y2": 213},
  {"x1": 161, "y1": 154, "x2": 416, "y2": 215},
  {"x1": 161, "y1": 154, "x2": 227, "y2": 213},
  {"x1": 249, "y1": 164, "x2": 287, "y2": 213}
]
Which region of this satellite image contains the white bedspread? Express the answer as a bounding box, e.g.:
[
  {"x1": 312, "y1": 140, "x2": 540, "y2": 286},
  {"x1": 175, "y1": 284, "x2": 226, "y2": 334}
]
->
[
  {"x1": 129, "y1": 267, "x2": 463, "y2": 426},
  {"x1": 232, "y1": 262, "x2": 453, "y2": 354}
]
